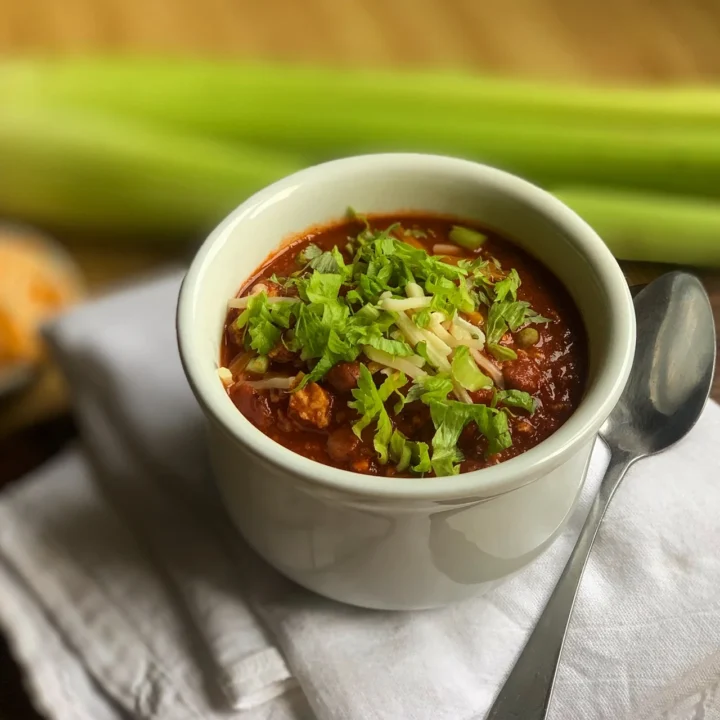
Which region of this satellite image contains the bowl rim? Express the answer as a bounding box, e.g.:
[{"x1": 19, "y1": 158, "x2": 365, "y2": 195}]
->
[{"x1": 177, "y1": 153, "x2": 635, "y2": 501}]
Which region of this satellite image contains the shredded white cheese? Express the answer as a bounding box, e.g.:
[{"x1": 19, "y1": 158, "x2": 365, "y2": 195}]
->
[
  {"x1": 452, "y1": 382, "x2": 474, "y2": 404},
  {"x1": 393, "y1": 312, "x2": 451, "y2": 371},
  {"x1": 432, "y1": 243, "x2": 462, "y2": 256},
  {"x1": 449, "y1": 322, "x2": 485, "y2": 351},
  {"x1": 363, "y1": 346, "x2": 428, "y2": 379},
  {"x1": 393, "y1": 311, "x2": 428, "y2": 346},
  {"x1": 419, "y1": 327, "x2": 452, "y2": 357},
  {"x1": 227, "y1": 296, "x2": 300, "y2": 310},
  {"x1": 403, "y1": 354, "x2": 427, "y2": 368},
  {"x1": 405, "y1": 282, "x2": 425, "y2": 298},
  {"x1": 380, "y1": 296, "x2": 432, "y2": 312},
  {"x1": 453, "y1": 315, "x2": 486, "y2": 344},
  {"x1": 243, "y1": 376, "x2": 295, "y2": 390},
  {"x1": 428, "y1": 313, "x2": 461, "y2": 347}
]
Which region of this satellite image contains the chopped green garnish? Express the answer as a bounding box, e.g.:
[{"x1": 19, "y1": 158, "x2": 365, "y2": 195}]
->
[
  {"x1": 389, "y1": 430, "x2": 432, "y2": 474},
  {"x1": 348, "y1": 364, "x2": 386, "y2": 437},
  {"x1": 297, "y1": 243, "x2": 323, "y2": 265},
  {"x1": 523, "y1": 308, "x2": 553, "y2": 325},
  {"x1": 405, "y1": 373, "x2": 454, "y2": 405},
  {"x1": 389, "y1": 430, "x2": 413, "y2": 471},
  {"x1": 246, "y1": 355, "x2": 269, "y2": 374},
  {"x1": 414, "y1": 341, "x2": 432, "y2": 365},
  {"x1": 485, "y1": 300, "x2": 527, "y2": 344},
  {"x1": 483, "y1": 408, "x2": 513, "y2": 456},
  {"x1": 427, "y1": 398, "x2": 514, "y2": 474},
  {"x1": 355, "y1": 303, "x2": 381, "y2": 322},
  {"x1": 485, "y1": 299, "x2": 552, "y2": 345},
  {"x1": 268, "y1": 301, "x2": 298, "y2": 329},
  {"x1": 472, "y1": 288, "x2": 492, "y2": 308},
  {"x1": 493, "y1": 269, "x2": 521, "y2": 303},
  {"x1": 345, "y1": 289, "x2": 363, "y2": 305},
  {"x1": 349, "y1": 365, "x2": 407, "y2": 464},
  {"x1": 487, "y1": 343, "x2": 518, "y2": 362},
  {"x1": 426, "y1": 274, "x2": 474, "y2": 316},
  {"x1": 495, "y1": 389, "x2": 537, "y2": 414},
  {"x1": 350, "y1": 227, "x2": 468, "y2": 306},
  {"x1": 234, "y1": 218, "x2": 555, "y2": 475},
  {"x1": 235, "y1": 293, "x2": 283, "y2": 355},
  {"x1": 428, "y1": 401, "x2": 468, "y2": 476},
  {"x1": 414, "y1": 308, "x2": 431, "y2": 328},
  {"x1": 449, "y1": 225, "x2": 487, "y2": 251},
  {"x1": 426, "y1": 400, "x2": 511, "y2": 474},
  {"x1": 297, "y1": 242, "x2": 351, "y2": 276},
  {"x1": 411, "y1": 442, "x2": 432, "y2": 473},
  {"x1": 300, "y1": 272, "x2": 343, "y2": 304},
  {"x1": 310, "y1": 251, "x2": 342, "y2": 274},
  {"x1": 365, "y1": 335, "x2": 415, "y2": 357},
  {"x1": 451, "y1": 345, "x2": 493, "y2": 391},
  {"x1": 390, "y1": 374, "x2": 512, "y2": 474}
]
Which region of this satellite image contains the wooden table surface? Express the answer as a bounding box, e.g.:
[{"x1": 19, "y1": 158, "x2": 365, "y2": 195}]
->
[{"x1": 1, "y1": 0, "x2": 720, "y2": 717}]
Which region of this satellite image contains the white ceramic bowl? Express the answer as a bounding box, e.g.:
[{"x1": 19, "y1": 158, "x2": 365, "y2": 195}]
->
[{"x1": 177, "y1": 154, "x2": 635, "y2": 610}]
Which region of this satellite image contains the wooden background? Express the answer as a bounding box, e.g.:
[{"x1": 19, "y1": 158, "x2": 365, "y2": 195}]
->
[
  {"x1": 1, "y1": 0, "x2": 720, "y2": 717},
  {"x1": 3, "y1": 0, "x2": 720, "y2": 81}
]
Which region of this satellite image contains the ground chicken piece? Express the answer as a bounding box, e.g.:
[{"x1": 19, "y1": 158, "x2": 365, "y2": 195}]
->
[
  {"x1": 326, "y1": 362, "x2": 361, "y2": 392},
  {"x1": 288, "y1": 382, "x2": 332, "y2": 428},
  {"x1": 327, "y1": 426, "x2": 360, "y2": 462},
  {"x1": 503, "y1": 358, "x2": 542, "y2": 394}
]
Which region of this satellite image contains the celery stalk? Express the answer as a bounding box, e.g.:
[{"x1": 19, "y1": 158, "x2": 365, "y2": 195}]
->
[
  {"x1": 5, "y1": 59, "x2": 720, "y2": 133},
  {"x1": 5, "y1": 60, "x2": 720, "y2": 198},
  {"x1": 3, "y1": 60, "x2": 720, "y2": 266},
  {"x1": 555, "y1": 188, "x2": 720, "y2": 267},
  {"x1": 0, "y1": 108, "x2": 300, "y2": 233}
]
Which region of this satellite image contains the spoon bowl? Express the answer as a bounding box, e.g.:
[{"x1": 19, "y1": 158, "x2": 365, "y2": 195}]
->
[{"x1": 601, "y1": 272, "x2": 716, "y2": 458}]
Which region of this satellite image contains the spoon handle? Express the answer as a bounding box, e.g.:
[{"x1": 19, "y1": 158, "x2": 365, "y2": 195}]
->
[{"x1": 486, "y1": 449, "x2": 634, "y2": 720}]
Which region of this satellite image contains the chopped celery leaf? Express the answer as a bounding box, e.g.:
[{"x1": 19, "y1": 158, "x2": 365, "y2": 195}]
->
[
  {"x1": 449, "y1": 226, "x2": 487, "y2": 251},
  {"x1": 451, "y1": 345, "x2": 493, "y2": 391},
  {"x1": 493, "y1": 269, "x2": 521, "y2": 303},
  {"x1": 349, "y1": 366, "x2": 407, "y2": 464},
  {"x1": 487, "y1": 343, "x2": 518, "y2": 361},
  {"x1": 495, "y1": 389, "x2": 537, "y2": 414},
  {"x1": 297, "y1": 243, "x2": 323, "y2": 265},
  {"x1": 235, "y1": 293, "x2": 282, "y2": 355},
  {"x1": 486, "y1": 299, "x2": 550, "y2": 344}
]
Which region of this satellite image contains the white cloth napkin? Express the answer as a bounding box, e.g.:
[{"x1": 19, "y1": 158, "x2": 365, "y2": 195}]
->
[{"x1": 1, "y1": 271, "x2": 719, "y2": 720}]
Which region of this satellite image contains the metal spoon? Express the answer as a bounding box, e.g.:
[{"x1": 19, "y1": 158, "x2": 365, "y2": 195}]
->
[{"x1": 486, "y1": 271, "x2": 716, "y2": 720}]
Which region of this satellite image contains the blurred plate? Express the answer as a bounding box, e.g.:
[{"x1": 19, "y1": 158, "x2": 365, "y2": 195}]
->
[{"x1": 0, "y1": 223, "x2": 84, "y2": 401}]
